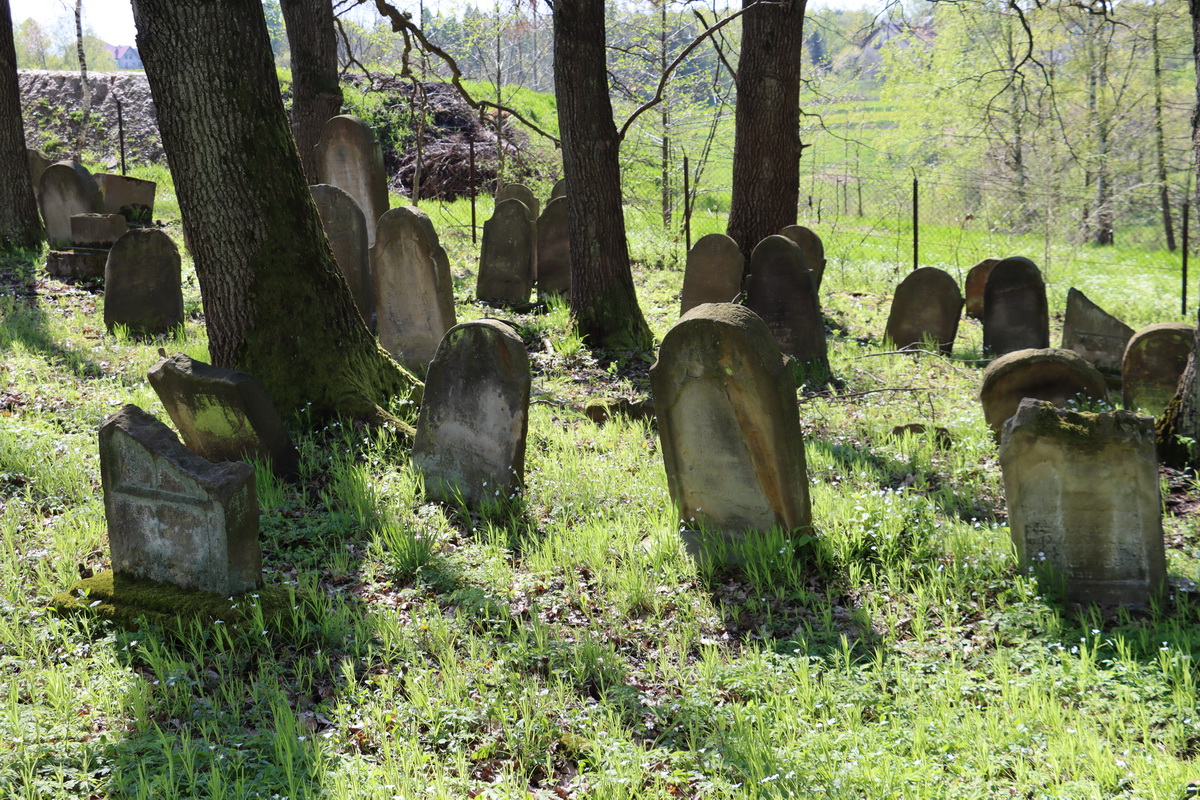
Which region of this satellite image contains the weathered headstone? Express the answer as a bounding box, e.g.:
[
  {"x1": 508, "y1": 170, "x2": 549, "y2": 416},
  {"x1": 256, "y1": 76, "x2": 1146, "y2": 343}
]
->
[
  {"x1": 884, "y1": 267, "x2": 963, "y2": 353},
  {"x1": 999, "y1": 398, "x2": 1166, "y2": 607},
  {"x1": 99, "y1": 404, "x2": 261, "y2": 596},
  {"x1": 535, "y1": 196, "x2": 570, "y2": 298},
  {"x1": 1061, "y1": 287, "x2": 1133, "y2": 378},
  {"x1": 496, "y1": 182, "x2": 540, "y2": 220},
  {"x1": 413, "y1": 319, "x2": 531, "y2": 506},
  {"x1": 679, "y1": 233, "x2": 743, "y2": 316},
  {"x1": 1122, "y1": 322, "x2": 1196, "y2": 417},
  {"x1": 314, "y1": 115, "x2": 390, "y2": 247},
  {"x1": 478, "y1": 197, "x2": 535, "y2": 304},
  {"x1": 982, "y1": 256, "x2": 1049, "y2": 356},
  {"x1": 71, "y1": 213, "x2": 127, "y2": 248},
  {"x1": 311, "y1": 183, "x2": 373, "y2": 327},
  {"x1": 94, "y1": 173, "x2": 157, "y2": 222},
  {"x1": 745, "y1": 235, "x2": 828, "y2": 372},
  {"x1": 148, "y1": 353, "x2": 300, "y2": 478},
  {"x1": 27, "y1": 149, "x2": 51, "y2": 199},
  {"x1": 38, "y1": 161, "x2": 103, "y2": 248},
  {"x1": 964, "y1": 257, "x2": 1000, "y2": 320},
  {"x1": 104, "y1": 228, "x2": 184, "y2": 335},
  {"x1": 778, "y1": 225, "x2": 827, "y2": 293},
  {"x1": 979, "y1": 347, "x2": 1108, "y2": 434},
  {"x1": 549, "y1": 178, "x2": 567, "y2": 201},
  {"x1": 651, "y1": 303, "x2": 811, "y2": 541},
  {"x1": 372, "y1": 206, "x2": 457, "y2": 372}
]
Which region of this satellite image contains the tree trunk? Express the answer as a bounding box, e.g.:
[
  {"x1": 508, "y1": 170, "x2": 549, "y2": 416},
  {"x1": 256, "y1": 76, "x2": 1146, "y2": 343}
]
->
[
  {"x1": 1153, "y1": 14, "x2": 1176, "y2": 252},
  {"x1": 552, "y1": 0, "x2": 652, "y2": 351},
  {"x1": 0, "y1": 0, "x2": 44, "y2": 253},
  {"x1": 132, "y1": 0, "x2": 420, "y2": 426},
  {"x1": 280, "y1": 0, "x2": 343, "y2": 183},
  {"x1": 726, "y1": 0, "x2": 807, "y2": 259},
  {"x1": 74, "y1": 0, "x2": 91, "y2": 155}
]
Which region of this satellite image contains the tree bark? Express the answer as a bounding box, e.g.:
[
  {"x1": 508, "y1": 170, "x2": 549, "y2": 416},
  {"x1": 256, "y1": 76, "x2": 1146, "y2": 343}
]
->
[
  {"x1": 74, "y1": 0, "x2": 91, "y2": 155},
  {"x1": 552, "y1": 0, "x2": 653, "y2": 351},
  {"x1": 280, "y1": 0, "x2": 343, "y2": 183},
  {"x1": 1153, "y1": 13, "x2": 1176, "y2": 252},
  {"x1": 132, "y1": 0, "x2": 420, "y2": 426},
  {"x1": 726, "y1": 0, "x2": 807, "y2": 259},
  {"x1": 0, "y1": 0, "x2": 44, "y2": 253}
]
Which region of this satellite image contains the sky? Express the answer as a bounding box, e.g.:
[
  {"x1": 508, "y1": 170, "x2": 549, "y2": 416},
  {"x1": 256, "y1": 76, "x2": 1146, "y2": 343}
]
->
[{"x1": 9, "y1": 0, "x2": 883, "y2": 50}]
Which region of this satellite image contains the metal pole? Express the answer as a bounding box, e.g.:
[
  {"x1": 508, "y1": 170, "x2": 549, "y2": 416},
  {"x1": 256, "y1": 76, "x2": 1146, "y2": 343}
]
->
[
  {"x1": 683, "y1": 153, "x2": 691, "y2": 251},
  {"x1": 117, "y1": 99, "x2": 126, "y2": 176},
  {"x1": 912, "y1": 177, "x2": 919, "y2": 272},
  {"x1": 469, "y1": 139, "x2": 477, "y2": 244},
  {"x1": 1183, "y1": 199, "x2": 1190, "y2": 317}
]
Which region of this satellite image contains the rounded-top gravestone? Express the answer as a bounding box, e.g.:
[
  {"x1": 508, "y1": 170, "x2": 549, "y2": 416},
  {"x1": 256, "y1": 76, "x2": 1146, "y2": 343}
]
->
[
  {"x1": 884, "y1": 267, "x2": 963, "y2": 354},
  {"x1": 536, "y1": 196, "x2": 570, "y2": 299},
  {"x1": 311, "y1": 183, "x2": 373, "y2": 327},
  {"x1": 39, "y1": 161, "x2": 103, "y2": 248},
  {"x1": 964, "y1": 257, "x2": 1000, "y2": 320},
  {"x1": 1122, "y1": 322, "x2": 1196, "y2": 417},
  {"x1": 745, "y1": 234, "x2": 827, "y2": 372},
  {"x1": 679, "y1": 233, "x2": 743, "y2": 316},
  {"x1": 496, "y1": 183, "x2": 540, "y2": 220},
  {"x1": 778, "y1": 225, "x2": 826, "y2": 293},
  {"x1": 979, "y1": 347, "x2": 1108, "y2": 434},
  {"x1": 313, "y1": 115, "x2": 390, "y2": 247},
  {"x1": 982, "y1": 256, "x2": 1049, "y2": 356},
  {"x1": 549, "y1": 178, "x2": 567, "y2": 201},
  {"x1": 104, "y1": 228, "x2": 184, "y2": 336},
  {"x1": 478, "y1": 197, "x2": 535, "y2": 305}
]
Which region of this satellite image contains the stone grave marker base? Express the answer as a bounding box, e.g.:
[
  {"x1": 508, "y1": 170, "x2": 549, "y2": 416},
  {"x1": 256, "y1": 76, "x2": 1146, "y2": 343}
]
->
[{"x1": 46, "y1": 249, "x2": 108, "y2": 281}]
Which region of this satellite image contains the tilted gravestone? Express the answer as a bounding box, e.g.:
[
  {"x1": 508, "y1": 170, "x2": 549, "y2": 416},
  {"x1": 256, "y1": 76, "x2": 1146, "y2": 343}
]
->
[
  {"x1": 650, "y1": 303, "x2": 811, "y2": 542},
  {"x1": 311, "y1": 183, "x2": 373, "y2": 327},
  {"x1": 884, "y1": 267, "x2": 963, "y2": 354},
  {"x1": 104, "y1": 228, "x2": 184, "y2": 335},
  {"x1": 745, "y1": 235, "x2": 828, "y2": 372},
  {"x1": 999, "y1": 398, "x2": 1166, "y2": 607},
  {"x1": 38, "y1": 161, "x2": 103, "y2": 248},
  {"x1": 536, "y1": 196, "x2": 570, "y2": 299},
  {"x1": 413, "y1": 319, "x2": 531, "y2": 506},
  {"x1": 27, "y1": 149, "x2": 51, "y2": 199},
  {"x1": 496, "y1": 182, "x2": 540, "y2": 220},
  {"x1": 679, "y1": 233, "x2": 743, "y2": 316},
  {"x1": 372, "y1": 206, "x2": 457, "y2": 372},
  {"x1": 71, "y1": 213, "x2": 127, "y2": 248},
  {"x1": 982, "y1": 256, "x2": 1048, "y2": 356},
  {"x1": 1061, "y1": 287, "x2": 1133, "y2": 378},
  {"x1": 964, "y1": 257, "x2": 1000, "y2": 320},
  {"x1": 778, "y1": 225, "x2": 827, "y2": 293},
  {"x1": 478, "y1": 197, "x2": 535, "y2": 304},
  {"x1": 95, "y1": 173, "x2": 157, "y2": 222},
  {"x1": 99, "y1": 404, "x2": 261, "y2": 596},
  {"x1": 549, "y1": 178, "x2": 567, "y2": 201},
  {"x1": 1122, "y1": 322, "x2": 1196, "y2": 417},
  {"x1": 148, "y1": 353, "x2": 300, "y2": 478},
  {"x1": 314, "y1": 115, "x2": 390, "y2": 247},
  {"x1": 979, "y1": 347, "x2": 1108, "y2": 435}
]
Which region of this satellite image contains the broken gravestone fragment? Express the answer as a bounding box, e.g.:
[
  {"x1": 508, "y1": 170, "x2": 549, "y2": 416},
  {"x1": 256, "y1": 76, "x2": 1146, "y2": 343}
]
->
[{"x1": 1061, "y1": 287, "x2": 1134, "y2": 380}]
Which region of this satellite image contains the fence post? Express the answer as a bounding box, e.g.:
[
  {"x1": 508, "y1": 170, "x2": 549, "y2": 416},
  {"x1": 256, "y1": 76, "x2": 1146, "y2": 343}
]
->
[
  {"x1": 1183, "y1": 199, "x2": 1190, "y2": 318},
  {"x1": 117, "y1": 100, "x2": 126, "y2": 176},
  {"x1": 469, "y1": 139, "x2": 477, "y2": 245},
  {"x1": 682, "y1": 153, "x2": 691, "y2": 252},
  {"x1": 912, "y1": 177, "x2": 919, "y2": 272}
]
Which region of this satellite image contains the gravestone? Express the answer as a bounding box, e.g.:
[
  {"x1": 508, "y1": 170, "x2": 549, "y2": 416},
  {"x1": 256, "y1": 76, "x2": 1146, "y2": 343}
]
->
[
  {"x1": 1061, "y1": 287, "x2": 1133, "y2": 378},
  {"x1": 372, "y1": 206, "x2": 457, "y2": 372},
  {"x1": 311, "y1": 183, "x2": 373, "y2": 327},
  {"x1": 148, "y1": 353, "x2": 300, "y2": 478},
  {"x1": 1122, "y1": 322, "x2": 1196, "y2": 417},
  {"x1": 477, "y1": 197, "x2": 535, "y2": 304},
  {"x1": 979, "y1": 347, "x2": 1108, "y2": 434},
  {"x1": 549, "y1": 178, "x2": 567, "y2": 201},
  {"x1": 964, "y1": 258, "x2": 1000, "y2": 320},
  {"x1": 413, "y1": 319, "x2": 531, "y2": 506},
  {"x1": 999, "y1": 398, "x2": 1166, "y2": 607},
  {"x1": 982, "y1": 256, "x2": 1048, "y2": 356},
  {"x1": 496, "y1": 182, "x2": 540, "y2": 220},
  {"x1": 651, "y1": 303, "x2": 810, "y2": 540},
  {"x1": 778, "y1": 225, "x2": 827, "y2": 293},
  {"x1": 45, "y1": 249, "x2": 108, "y2": 281},
  {"x1": 536, "y1": 196, "x2": 571, "y2": 298},
  {"x1": 314, "y1": 115, "x2": 390, "y2": 247},
  {"x1": 99, "y1": 404, "x2": 261, "y2": 596},
  {"x1": 745, "y1": 235, "x2": 828, "y2": 372},
  {"x1": 71, "y1": 213, "x2": 127, "y2": 248},
  {"x1": 95, "y1": 173, "x2": 157, "y2": 222},
  {"x1": 27, "y1": 149, "x2": 51, "y2": 198},
  {"x1": 104, "y1": 228, "x2": 184, "y2": 335},
  {"x1": 884, "y1": 267, "x2": 963, "y2": 353},
  {"x1": 679, "y1": 233, "x2": 743, "y2": 316},
  {"x1": 38, "y1": 161, "x2": 103, "y2": 248}
]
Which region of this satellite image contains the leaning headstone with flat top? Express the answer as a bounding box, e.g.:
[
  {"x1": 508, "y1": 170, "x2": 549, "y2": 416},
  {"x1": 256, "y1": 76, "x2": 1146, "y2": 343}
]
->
[
  {"x1": 71, "y1": 213, "x2": 127, "y2": 248},
  {"x1": 99, "y1": 404, "x2": 261, "y2": 595},
  {"x1": 311, "y1": 184, "x2": 373, "y2": 327},
  {"x1": 650, "y1": 303, "x2": 811, "y2": 546},
  {"x1": 1122, "y1": 322, "x2": 1196, "y2": 417},
  {"x1": 884, "y1": 267, "x2": 963, "y2": 354},
  {"x1": 478, "y1": 197, "x2": 535, "y2": 304},
  {"x1": 95, "y1": 173, "x2": 157, "y2": 223},
  {"x1": 680, "y1": 233, "x2": 743, "y2": 316},
  {"x1": 982, "y1": 256, "x2": 1049, "y2": 356},
  {"x1": 778, "y1": 225, "x2": 827, "y2": 293},
  {"x1": 979, "y1": 347, "x2": 1108, "y2": 434},
  {"x1": 497, "y1": 183, "x2": 540, "y2": 220},
  {"x1": 745, "y1": 235, "x2": 828, "y2": 372},
  {"x1": 1061, "y1": 287, "x2": 1133, "y2": 378},
  {"x1": 536, "y1": 196, "x2": 570, "y2": 298},
  {"x1": 373, "y1": 206, "x2": 457, "y2": 372},
  {"x1": 413, "y1": 319, "x2": 531, "y2": 506},
  {"x1": 999, "y1": 398, "x2": 1166, "y2": 607},
  {"x1": 964, "y1": 258, "x2": 1000, "y2": 320},
  {"x1": 148, "y1": 353, "x2": 300, "y2": 478},
  {"x1": 104, "y1": 228, "x2": 184, "y2": 335},
  {"x1": 314, "y1": 115, "x2": 390, "y2": 247},
  {"x1": 39, "y1": 161, "x2": 103, "y2": 248}
]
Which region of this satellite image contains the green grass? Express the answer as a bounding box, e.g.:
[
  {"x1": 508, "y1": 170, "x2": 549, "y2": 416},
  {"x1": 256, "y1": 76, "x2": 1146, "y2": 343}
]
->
[{"x1": 2, "y1": 161, "x2": 1200, "y2": 799}]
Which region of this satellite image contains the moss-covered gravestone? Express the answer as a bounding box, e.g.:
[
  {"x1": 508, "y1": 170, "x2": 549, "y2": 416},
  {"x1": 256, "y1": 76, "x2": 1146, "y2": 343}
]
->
[
  {"x1": 964, "y1": 257, "x2": 1000, "y2": 320},
  {"x1": 103, "y1": 228, "x2": 184, "y2": 335},
  {"x1": 1061, "y1": 288, "x2": 1133, "y2": 380},
  {"x1": 979, "y1": 348, "x2": 1108, "y2": 435},
  {"x1": 536, "y1": 196, "x2": 570, "y2": 299},
  {"x1": 413, "y1": 319, "x2": 531, "y2": 506},
  {"x1": 745, "y1": 235, "x2": 828, "y2": 375},
  {"x1": 982, "y1": 256, "x2": 1049, "y2": 356},
  {"x1": 884, "y1": 267, "x2": 963, "y2": 354},
  {"x1": 38, "y1": 161, "x2": 104, "y2": 248},
  {"x1": 314, "y1": 115, "x2": 389, "y2": 247},
  {"x1": 778, "y1": 225, "x2": 827, "y2": 294},
  {"x1": 680, "y1": 233, "x2": 743, "y2": 316},
  {"x1": 148, "y1": 353, "x2": 300, "y2": 477},
  {"x1": 1122, "y1": 322, "x2": 1196, "y2": 418},
  {"x1": 999, "y1": 399, "x2": 1166, "y2": 607},
  {"x1": 477, "y1": 197, "x2": 535, "y2": 305},
  {"x1": 311, "y1": 183, "x2": 373, "y2": 328}
]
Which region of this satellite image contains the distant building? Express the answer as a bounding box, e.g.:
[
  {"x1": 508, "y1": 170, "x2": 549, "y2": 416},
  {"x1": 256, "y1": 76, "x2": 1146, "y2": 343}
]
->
[{"x1": 104, "y1": 44, "x2": 143, "y2": 71}]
